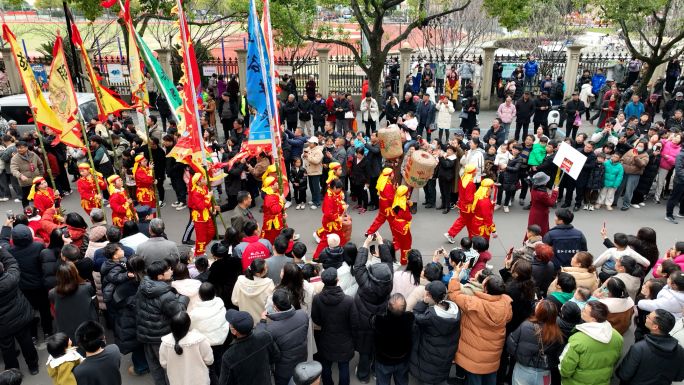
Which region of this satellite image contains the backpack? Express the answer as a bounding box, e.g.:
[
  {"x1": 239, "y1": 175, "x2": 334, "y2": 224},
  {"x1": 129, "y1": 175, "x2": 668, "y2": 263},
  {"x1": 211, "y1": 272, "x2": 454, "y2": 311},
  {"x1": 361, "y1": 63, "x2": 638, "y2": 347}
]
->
[{"x1": 497, "y1": 85, "x2": 505, "y2": 99}]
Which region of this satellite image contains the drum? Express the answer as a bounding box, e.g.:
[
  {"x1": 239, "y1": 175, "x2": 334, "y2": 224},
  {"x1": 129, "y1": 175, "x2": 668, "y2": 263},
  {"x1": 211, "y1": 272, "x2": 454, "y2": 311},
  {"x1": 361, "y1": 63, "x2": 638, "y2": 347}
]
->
[
  {"x1": 341, "y1": 214, "x2": 352, "y2": 243},
  {"x1": 378, "y1": 125, "x2": 403, "y2": 159},
  {"x1": 403, "y1": 150, "x2": 437, "y2": 188}
]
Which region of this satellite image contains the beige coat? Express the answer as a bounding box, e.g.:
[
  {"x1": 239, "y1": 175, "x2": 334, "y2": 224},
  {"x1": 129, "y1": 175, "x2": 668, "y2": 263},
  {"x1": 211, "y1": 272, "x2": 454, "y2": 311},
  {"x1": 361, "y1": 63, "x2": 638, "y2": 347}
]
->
[
  {"x1": 159, "y1": 331, "x2": 213, "y2": 385},
  {"x1": 405, "y1": 278, "x2": 436, "y2": 311},
  {"x1": 231, "y1": 276, "x2": 274, "y2": 326},
  {"x1": 10, "y1": 151, "x2": 44, "y2": 187},
  {"x1": 547, "y1": 266, "x2": 599, "y2": 295},
  {"x1": 303, "y1": 145, "x2": 323, "y2": 176}
]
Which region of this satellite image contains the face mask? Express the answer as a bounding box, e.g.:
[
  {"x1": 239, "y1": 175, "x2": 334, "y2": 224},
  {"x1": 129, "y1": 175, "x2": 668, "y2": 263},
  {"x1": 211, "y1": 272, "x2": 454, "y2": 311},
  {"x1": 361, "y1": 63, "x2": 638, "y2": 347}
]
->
[{"x1": 430, "y1": 144, "x2": 437, "y2": 150}]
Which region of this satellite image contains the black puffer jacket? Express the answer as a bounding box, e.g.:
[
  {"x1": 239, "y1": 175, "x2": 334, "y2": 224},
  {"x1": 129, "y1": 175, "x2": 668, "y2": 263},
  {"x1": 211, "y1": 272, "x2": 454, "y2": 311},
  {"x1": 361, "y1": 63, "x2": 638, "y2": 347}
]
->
[
  {"x1": 311, "y1": 99, "x2": 328, "y2": 126},
  {"x1": 507, "y1": 320, "x2": 563, "y2": 370},
  {"x1": 409, "y1": 300, "x2": 461, "y2": 384},
  {"x1": 40, "y1": 247, "x2": 63, "y2": 289},
  {"x1": 101, "y1": 260, "x2": 131, "y2": 304},
  {"x1": 633, "y1": 150, "x2": 661, "y2": 201},
  {"x1": 135, "y1": 276, "x2": 189, "y2": 343},
  {"x1": 113, "y1": 279, "x2": 141, "y2": 354},
  {"x1": 371, "y1": 310, "x2": 415, "y2": 366},
  {"x1": 0, "y1": 225, "x2": 46, "y2": 290},
  {"x1": 437, "y1": 155, "x2": 457, "y2": 180},
  {"x1": 298, "y1": 99, "x2": 313, "y2": 121},
  {"x1": 502, "y1": 156, "x2": 523, "y2": 191},
  {"x1": 311, "y1": 285, "x2": 356, "y2": 362},
  {"x1": 586, "y1": 163, "x2": 605, "y2": 190},
  {"x1": 255, "y1": 306, "x2": 309, "y2": 379},
  {"x1": 616, "y1": 332, "x2": 684, "y2": 385},
  {"x1": 317, "y1": 245, "x2": 344, "y2": 269},
  {"x1": 352, "y1": 245, "x2": 393, "y2": 354},
  {"x1": 0, "y1": 247, "x2": 34, "y2": 338}
]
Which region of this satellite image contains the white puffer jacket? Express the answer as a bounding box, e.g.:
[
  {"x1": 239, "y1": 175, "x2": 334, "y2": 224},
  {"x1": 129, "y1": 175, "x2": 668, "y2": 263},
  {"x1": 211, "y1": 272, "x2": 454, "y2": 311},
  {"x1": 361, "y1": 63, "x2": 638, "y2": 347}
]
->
[
  {"x1": 188, "y1": 297, "x2": 230, "y2": 346},
  {"x1": 638, "y1": 285, "x2": 684, "y2": 320},
  {"x1": 435, "y1": 100, "x2": 455, "y2": 130}
]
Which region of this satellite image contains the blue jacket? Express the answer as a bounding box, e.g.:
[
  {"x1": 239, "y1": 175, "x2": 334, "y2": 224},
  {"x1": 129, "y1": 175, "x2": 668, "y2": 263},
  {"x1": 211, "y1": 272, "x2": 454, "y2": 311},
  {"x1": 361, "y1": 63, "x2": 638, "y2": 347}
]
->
[
  {"x1": 624, "y1": 101, "x2": 645, "y2": 118},
  {"x1": 524, "y1": 61, "x2": 539, "y2": 76},
  {"x1": 591, "y1": 73, "x2": 606, "y2": 94},
  {"x1": 542, "y1": 224, "x2": 588, "y2": 269},
  {"x1": 603, "y1": 160, "x2": 624, "y2": 188},
  {"x1": 285, "y1": 129, "x2": 308, "y2": 160}
]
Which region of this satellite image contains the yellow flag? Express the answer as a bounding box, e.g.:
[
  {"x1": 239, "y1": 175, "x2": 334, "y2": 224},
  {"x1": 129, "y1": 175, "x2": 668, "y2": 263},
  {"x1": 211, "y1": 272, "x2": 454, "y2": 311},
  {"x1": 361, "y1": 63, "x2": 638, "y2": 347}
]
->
[
  {"x1": 48, "y1": 35, "x2": 85, "y2": 149},
  {"x1": 2, "y1": 24, "x2": 64, "y2": 133}
]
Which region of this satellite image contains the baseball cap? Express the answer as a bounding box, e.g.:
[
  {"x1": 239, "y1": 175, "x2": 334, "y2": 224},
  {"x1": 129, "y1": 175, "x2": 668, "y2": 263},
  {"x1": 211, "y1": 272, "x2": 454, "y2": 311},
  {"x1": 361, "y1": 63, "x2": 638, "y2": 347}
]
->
[
  {"x1": 307, "y1": 137, "x2": 319, "y2": 144},
  {"x1": 541, "y1": 91, "x2": 548, "y2": 96},
  {"x1": 293, "y1": 361, "x2": 323, "y2": 385},
  {"x1": 677, "y1": 92, "x2": 683, "y2": 97},
  {"x1": 136, "y1": 205, "x2": 157, "y2": 217},
  {"x1": 572, "y1": 91, "x2": 579, "y2": 96},
  {"x1": 225, "y1": 309, "x2": 254, "y2": 335},
  {"x1": 626, "y1": 124, "x2": 636, "y2": 130},
  {"x1": 425, "y1": 281, "x2": 447, "y2": 301},
  {"x1": 321, "y1": 268, "x2": 338, "y2": 286},
  {"x1": 454, "y1": 130, "x2": 464, "y2": 136},
  {"x1": 523, "y1": 90, "x2": 531, "y2": 94}
]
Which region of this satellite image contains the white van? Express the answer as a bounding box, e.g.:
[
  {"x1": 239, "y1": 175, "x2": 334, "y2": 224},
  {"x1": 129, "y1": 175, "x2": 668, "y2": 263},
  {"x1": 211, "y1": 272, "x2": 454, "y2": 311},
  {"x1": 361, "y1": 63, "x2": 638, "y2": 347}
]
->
[{"x1": 0, "y1": 92, "x2": 99, "y2": 136}]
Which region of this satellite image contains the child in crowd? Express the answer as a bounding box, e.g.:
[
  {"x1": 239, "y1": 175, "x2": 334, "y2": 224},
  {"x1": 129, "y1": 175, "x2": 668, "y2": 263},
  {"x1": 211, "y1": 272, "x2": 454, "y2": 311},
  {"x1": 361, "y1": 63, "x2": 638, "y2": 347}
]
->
[
  {"x1": 101, "y1": 243, "x2": 133, "y2": 327},
  {"x1": 461, "y1": 268, "x2": 494, "y2": 296},
  {"x1": 526, "y1": 135, "x2": 548, "y2": 167},
  {"x1": 514, "y1": 225, "x2": 543, "y2": 261},
  {"x1": 485, "y1": 137, "x2": 498, "y2": 153},
  {"x1": 292, "y1": 242, "x2": 307, "y2": 267},
  {"x1": 583, "y1": 152, "x2": 606, "y2": 210},
  {"x1": 291, "y1": 157, "x2": 308, "y2": 210},
  {"x1": 459, "y1": 237, "x2": 480, "y2": 269},
  {"x1": 188, "y1": 283, "x2": 230, "y2": 384},
  {"x1": 569, "y1": 286, "x2": 598, "y2": 309},
  {"x1": 655, "y1": 259, "x2": 682, "y2": 285},
  {"x1": 316, "y1": 233, "x2": 344, "y2": 269},
  {"x1": 470, "y1": 236, "x2": 491, "y2": 278},
  {"x1": 194, "y1": 256, "x2": 210, "y2": 283},
  {"x1": 301, "y1": 263, "x2": 324, "y2": 294},
  {"x1": 596, "y1": 152, "x2": 623, "y2": 210},
  {"x1": 594, "y1": 232, "x2": 651, "y2": 282},
  {"x1": 280, "y1": 228, "x2": 297, "y2": 259},
  {"x1": 548, "y1": 272, "x2": 577, "y2": 311},
  {"x1": 46, "y1": 333, "x2": 83, "y2": 385}
]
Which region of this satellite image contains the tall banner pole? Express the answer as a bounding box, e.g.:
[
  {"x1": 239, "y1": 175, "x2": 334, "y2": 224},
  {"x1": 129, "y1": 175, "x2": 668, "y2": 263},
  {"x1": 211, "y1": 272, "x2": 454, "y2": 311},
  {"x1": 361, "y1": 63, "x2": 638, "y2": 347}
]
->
[
  {"x1": 76, "y1": 112, "x2": 108, "y2": 222},
  {"x1": 32, "y1": 118, "x2": 64, "y2": 218}
]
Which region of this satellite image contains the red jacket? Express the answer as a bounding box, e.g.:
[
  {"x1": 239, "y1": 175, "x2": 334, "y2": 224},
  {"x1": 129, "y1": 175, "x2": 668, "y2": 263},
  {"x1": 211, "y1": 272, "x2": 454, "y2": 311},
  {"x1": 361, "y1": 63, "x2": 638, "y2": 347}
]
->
[
  {"x1": 33, "y1": 188, "x2": 56, "y2": 213},
  {"x1": 262, "y1": 193, "x2": 284, "y2": 230},
  {"x1": 77, "y1": 176, "x2": 107, "y2": 207},
  {"x1": 326, "y1": 96, "x2": 336, "y2": 122},
  {"x1": 390, "y1": 206, "x2": 412, "y2": 235},
  {"x1": 457, "y1": 180, "x2": 476, "y2": 213},
  {"x1": 471, "y1": 198, "x2": 495, "y2": 237},
  {"x1": 528, "y1": 188, "x2": 558, "y2": 237},
  {"x1": 378, "y1": 183, "x2": 396, "y2": 217},
  {"x1": 188, "y1": 184, "x2": 212, "y2": 223},
  {"x1": 321, "y1": 190, "x2": 345, "y2": 231},
  {"x1": 135, "y1": 166, "x2": 154, "y2": 189}
]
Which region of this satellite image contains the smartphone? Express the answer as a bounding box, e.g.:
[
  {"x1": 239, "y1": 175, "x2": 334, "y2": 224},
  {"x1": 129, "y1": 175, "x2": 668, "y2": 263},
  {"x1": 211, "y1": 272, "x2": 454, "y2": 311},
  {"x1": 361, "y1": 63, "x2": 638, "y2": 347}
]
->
[
  {"x1": 601, "y1": 286, "x2": 609, "y2": 296},
  {"x1": 60, "y1": 226, "x2": 70, "y2": 238},
  {"x1": 5, "y1": 210, "x2": 13, "y2": 220},
  {"x1": 371, "y1": 233, "x2": 377, "y2": 241},
  {"x1": 603, "y1": 221, "x2": 606, "y2": 231},
  {"x1": 369, "y1": 245, "x2": 376, "y2": 256}
]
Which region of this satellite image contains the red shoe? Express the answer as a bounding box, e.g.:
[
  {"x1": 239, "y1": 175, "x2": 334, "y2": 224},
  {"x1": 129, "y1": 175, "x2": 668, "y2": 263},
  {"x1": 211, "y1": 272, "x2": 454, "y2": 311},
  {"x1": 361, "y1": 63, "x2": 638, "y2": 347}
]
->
[
  {"x1": 358, "y1": 208, "x2": 367, "y2": 214},
  {"x1": 352, "y1": 205, "x2": 362, "y2": 210}
]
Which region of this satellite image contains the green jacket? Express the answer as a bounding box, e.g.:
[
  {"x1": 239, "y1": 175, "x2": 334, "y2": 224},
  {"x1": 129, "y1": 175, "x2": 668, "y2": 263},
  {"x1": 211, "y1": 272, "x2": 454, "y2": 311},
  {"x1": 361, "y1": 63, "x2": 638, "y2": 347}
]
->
[
  {"x1": 559, "y1": 321, "x2": 623, "y2": 385},
  {"x1": 435, "y1": 62, "x2": 446, "y2": 79},
  {"x1": 527, "y1": 142, "x2": 547, "y2": 166}
]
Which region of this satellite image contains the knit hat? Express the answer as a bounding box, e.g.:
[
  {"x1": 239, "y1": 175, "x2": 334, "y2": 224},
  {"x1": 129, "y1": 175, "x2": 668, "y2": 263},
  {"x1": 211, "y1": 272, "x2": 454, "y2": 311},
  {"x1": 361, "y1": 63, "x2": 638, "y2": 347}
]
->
[
  {"x1": 327, "y1": 233, "x2": 340, "y2": 248},
  {"x1": 321, "y1": 267, "x2": 338, "y2": 286},
  {"x1": 89, "y1": 226, "x2": 107, "y2": 242}
]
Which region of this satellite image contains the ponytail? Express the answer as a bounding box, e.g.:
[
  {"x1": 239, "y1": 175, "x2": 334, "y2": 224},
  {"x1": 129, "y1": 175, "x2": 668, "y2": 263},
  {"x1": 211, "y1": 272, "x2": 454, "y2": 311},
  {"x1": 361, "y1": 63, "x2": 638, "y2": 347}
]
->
[
  {"x1": 245, "y1": 259, "x2": 266, "y2": 280},
  {"x1": 620, "y1": 255, "x2": 644, "y2": 279},
  {"x1": 170, "y1": 312, "x2": 191, "y2": 356}
]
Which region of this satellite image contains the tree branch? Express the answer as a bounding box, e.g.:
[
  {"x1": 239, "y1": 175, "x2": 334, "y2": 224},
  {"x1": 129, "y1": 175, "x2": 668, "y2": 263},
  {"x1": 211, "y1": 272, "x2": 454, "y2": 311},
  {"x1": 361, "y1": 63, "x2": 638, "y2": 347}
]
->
[{"x1": 349, "y1": 0, "x2": 374, "y2": 39}]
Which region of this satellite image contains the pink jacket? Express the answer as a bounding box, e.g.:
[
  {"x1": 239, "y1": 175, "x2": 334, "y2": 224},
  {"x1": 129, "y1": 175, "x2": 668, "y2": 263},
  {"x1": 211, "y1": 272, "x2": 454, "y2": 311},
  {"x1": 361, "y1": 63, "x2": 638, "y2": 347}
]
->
[
  {"x1": 653, "y1": 254, "x2": 684, "y2": 278},
  {"x1": 497, "y1": 102, "x2": 516, "y2": 123},
  {"x1": 659, "y1": 139, "x2": 681, "y2": 170}
]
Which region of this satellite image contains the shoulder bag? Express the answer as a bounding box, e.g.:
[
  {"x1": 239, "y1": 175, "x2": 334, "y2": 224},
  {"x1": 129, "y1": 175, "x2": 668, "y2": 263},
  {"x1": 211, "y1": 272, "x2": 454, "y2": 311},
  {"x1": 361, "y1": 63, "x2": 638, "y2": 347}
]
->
[{"x1": 535, "y1": 323, "x2": 550, "y2": 370}]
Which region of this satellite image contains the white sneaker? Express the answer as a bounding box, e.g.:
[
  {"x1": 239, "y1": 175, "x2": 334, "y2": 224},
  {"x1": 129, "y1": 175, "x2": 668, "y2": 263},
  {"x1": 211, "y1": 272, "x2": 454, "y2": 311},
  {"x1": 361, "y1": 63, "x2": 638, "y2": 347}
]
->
[
  {"x1": 639, "y1": 202, "x2": 646, "y2": 207},
  {"x1": 444, "y1": 232, "x2": 455, "y2": 244},
  {"x1": 14, "y1": 198, "x2": 20, "y2": 203},
  {"x1": 503, "y1": 206, "x2": 509, "y2": 213},
  {"x1": 171, "y1": 201, "x2": 181, "y2": 207},
  {"x1": 311, "y1": 205, "x2": 318, "y2": 210},
  {"x1": 308, "y1": 201, "x2": 314, "y2": 205},
  {"x1": 631, "y1": 204, "x2": 641, "y2": 209},
  {"x1": 589, "y1": 204, "x2": 594, "y2": 211},
  {"x1": 313, "y1": 232, "x2": 321, "y2": 243},
  {"x1": 494, "y1": 205, "x2": 501, "y2": 211},
  {"x1": 284, "y1": 201, "x2": 292, "y2": 209},
  {"x1": 0, "y1": 197, "x2": 7, "y2": 202},
  {"x1": 583, "y1": 204, "x2": 588, "y2": 210},
  {"x1": 176, "y1": 203, "x2": 187, "y2": 210},
  {"x1": 293, "y1": 234, "x2": 300, "y2": 241}
]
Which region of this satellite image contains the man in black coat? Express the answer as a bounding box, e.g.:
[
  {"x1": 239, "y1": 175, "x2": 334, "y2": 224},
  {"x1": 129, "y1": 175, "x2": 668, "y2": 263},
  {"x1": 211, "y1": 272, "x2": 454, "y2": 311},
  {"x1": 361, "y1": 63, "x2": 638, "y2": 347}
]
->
[
  {"x1": 282, "y1": 95, "x2": 299, "y2": 132},
  {"x1": 332, "y1": 93, "x2": 350, "y2": 133},
  {"x1": 617, "y1": 309, "x2": 684, "y2": 384},
  {"x1": 362, "y1": 132, "x2": 383, "y2": 211},
  {"x1": 533, "y1": 91, "x2": 552, "y2": 136},
  {"x1": 399, "y1": 92, "x2": 416, "y2": 117},
  {"x1": 163, "y1": 135, "x2": 187, "y2": 209},
  {"x1": 562, "y1": 141, "x2": 597, "y2": 211},
  {"x1": 0, "y1": 224, "x2": 52, "y2": 342},
  {"x1": 311, "y1": 268, "x2": 357, "y2": 385},
  {"x1": 371, "y1": 293, "x2": 415, "y2": 385},
  {"x1": 514, "y1": 91, "x2": 535, "y2": 141},
  {"x1": 353, "y1": 235, "x2": 394, "y2": 383},
  {"x1": 664, "y1": 92, "x2": 684, "y2": 120},
  {"x1": 0, "y1": 245, "x2": 39, "y2": 374},
  {"x1": 565, "y1": 92, "x2": 586, "y2": 140}
]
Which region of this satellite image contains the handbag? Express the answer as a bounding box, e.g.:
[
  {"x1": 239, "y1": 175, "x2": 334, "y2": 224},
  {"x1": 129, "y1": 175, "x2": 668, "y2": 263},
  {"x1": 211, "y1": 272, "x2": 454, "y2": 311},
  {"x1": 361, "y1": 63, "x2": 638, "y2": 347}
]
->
[
  {"x1": 459, "y1": 112, "x2": 469, "y2": 119},
  {"x1": 344, "y1": 111, "x2": 354, "y2": 119},
  {"x1": 535, "y1": 323, "x2": 550, "y2": 370},
  {"x1": 428, "y1": 123, "x2": 437, "y2": 133},
  {"x1": 587, "y1": 95, "x2": 596, "y2": 104},
  {"x1": 574, "y1": 112, "x2": 582, "y2": 126}
]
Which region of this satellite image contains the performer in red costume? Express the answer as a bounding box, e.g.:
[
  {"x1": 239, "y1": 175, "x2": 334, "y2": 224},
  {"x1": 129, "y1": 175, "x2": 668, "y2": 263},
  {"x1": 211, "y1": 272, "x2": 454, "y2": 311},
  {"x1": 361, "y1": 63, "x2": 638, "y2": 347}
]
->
[
  {"x1": 389, "y1": 185, "x2": 412, "y2": 265},
  {"x1": 261, "y1": 176, "x2": 286, "y2": 244},
  {"x1": 133, "y1": 154, "x2": 156, "y2": 212},
  {"x1": 365, "y1": 168, "x2": 395, "y2": 236},
  {"x1": 469, "y1": 178, "x2": 498, "y2": 242},
  {"x1": 444, "y1": 164, "x2": 477, "y2": 243},
  {"x1": 107, "y1": 175, "x2": 136, "y2": 228},
  {"x1": 28, "y1": 177, "x2": 59, "y2": 213},
  {"x1": 188, "y1": 173, "x2": 217, "y2": 257},
  {"x1": 76, "y1": 163, "x2": 107, "y2": 216},
  {"x1": 312, "y1": 178, "x2": 347, "y2": 258},
  {"x1": 326, "y1": 162, "x2": 342, "y2": 185}
]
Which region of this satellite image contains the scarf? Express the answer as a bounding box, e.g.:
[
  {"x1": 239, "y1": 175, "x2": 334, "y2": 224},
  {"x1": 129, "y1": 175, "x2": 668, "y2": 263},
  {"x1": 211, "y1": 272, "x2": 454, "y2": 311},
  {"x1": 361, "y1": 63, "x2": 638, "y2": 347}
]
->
[{"x1": 376, "y1": 168, "x2": 393, "y2": 193}]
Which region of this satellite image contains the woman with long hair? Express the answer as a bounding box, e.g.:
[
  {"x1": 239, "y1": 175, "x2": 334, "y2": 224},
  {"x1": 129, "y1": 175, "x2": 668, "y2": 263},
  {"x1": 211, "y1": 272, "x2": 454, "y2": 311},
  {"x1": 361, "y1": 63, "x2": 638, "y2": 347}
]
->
[
  {"x1": 391, "y1": 249, "x2": 423, "y2": 298},
  {"x1": 159, "y1": 311, "x2": 213, "y2": 385},
  {"x1": 338, "y1": 242, "x2": 359, "y2": 296},
  {"x1": 207, "y1": 242, "x2": 242, "y2": 311},
  {"x1": 223, "y1": 227, "x2": 243, "y2": 250},
  {"x1": 593, "y1": 277, "x2": 634, "y2": 335},
  {"x1": 113, "y1": 255, "x2": 149, "y2": 376},
  {"x1": 48, "y1": 262, "x2": 97, "y2": 343},
  {"x1": 507, "y1": 300, "x2": 564, "y2": 384},
  {"x1": 636, "y1": 227, "x2": 659, "y2": 272},
  {"x1": 40, "y1": 228, "x2": 71, "y2": 289},
  {"x1": 231, "y1": 259, "x2": 274, "y2": 326},
  {"x1": 500, "y1": 259, "x2": 537, "y2": 383},
  {"x1": 548, "y1": 252, "x2": 599, "y2": 295},
  {"x1": 614, "y1": 254, "x2": 645, "y2": 301},
  {"x1": 638, "y1": 271, "x2": 684, "y2": 319}
]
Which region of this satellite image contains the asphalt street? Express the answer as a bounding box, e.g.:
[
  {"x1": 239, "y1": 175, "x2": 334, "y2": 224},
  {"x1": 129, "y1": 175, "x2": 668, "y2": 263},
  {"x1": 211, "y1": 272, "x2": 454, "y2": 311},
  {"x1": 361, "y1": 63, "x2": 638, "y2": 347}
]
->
[{"x1": 2, "y1": 109, "x2": 664, "y2": 384}]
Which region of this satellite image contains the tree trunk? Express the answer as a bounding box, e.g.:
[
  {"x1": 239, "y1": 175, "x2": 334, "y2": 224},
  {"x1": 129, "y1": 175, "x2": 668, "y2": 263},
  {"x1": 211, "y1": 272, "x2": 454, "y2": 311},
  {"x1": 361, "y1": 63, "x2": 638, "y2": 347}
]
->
[{"x1": 636, "y1": 63, "x2": 659, "y2": 98}]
